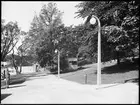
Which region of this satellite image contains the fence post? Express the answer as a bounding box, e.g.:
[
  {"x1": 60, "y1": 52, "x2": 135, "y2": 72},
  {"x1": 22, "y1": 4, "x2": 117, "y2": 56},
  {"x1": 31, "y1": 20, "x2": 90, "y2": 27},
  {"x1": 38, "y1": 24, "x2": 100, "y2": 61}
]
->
[{"x1": 84, "y1": 74, "x2": 87, "y2": 84}]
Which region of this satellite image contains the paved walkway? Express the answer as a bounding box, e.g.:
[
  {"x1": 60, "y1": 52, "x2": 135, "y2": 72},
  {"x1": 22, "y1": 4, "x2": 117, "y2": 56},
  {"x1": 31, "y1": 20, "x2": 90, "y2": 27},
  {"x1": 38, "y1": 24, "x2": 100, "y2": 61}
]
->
[{"x1": 1, "y1": 75, "x2": 138, "y2": 104}]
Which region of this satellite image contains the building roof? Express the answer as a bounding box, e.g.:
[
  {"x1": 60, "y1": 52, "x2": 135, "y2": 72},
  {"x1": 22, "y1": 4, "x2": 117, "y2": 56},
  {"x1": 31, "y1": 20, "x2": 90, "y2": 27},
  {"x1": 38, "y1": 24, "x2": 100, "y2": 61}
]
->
[
  {"x1": 1, "y1": 61, "x2": 12, "y2": 69},
  {"x1": 1, "y1": 61, "x2": 11, "y2": 66},
  {"x1": 68, "y1": 58, "x2": 77, "y2": 61}
]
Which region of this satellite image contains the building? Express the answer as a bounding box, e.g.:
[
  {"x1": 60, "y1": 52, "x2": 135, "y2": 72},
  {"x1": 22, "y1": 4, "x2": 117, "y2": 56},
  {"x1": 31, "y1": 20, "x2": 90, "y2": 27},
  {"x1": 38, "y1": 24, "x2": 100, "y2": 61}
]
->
[{"x1": 68, "y1": 58, "x2": 78, "y2": 70}]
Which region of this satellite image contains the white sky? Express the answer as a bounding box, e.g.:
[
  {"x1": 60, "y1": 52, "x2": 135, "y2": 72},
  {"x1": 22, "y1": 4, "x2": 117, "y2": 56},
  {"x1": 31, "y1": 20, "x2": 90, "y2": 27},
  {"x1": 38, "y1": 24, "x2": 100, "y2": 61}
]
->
[
  {"x1": 2, "y1": 1, "x2": 84, "y2": 32},
  {"x1": 2, "y1": 1, "x2": 84, "y2": 54}
]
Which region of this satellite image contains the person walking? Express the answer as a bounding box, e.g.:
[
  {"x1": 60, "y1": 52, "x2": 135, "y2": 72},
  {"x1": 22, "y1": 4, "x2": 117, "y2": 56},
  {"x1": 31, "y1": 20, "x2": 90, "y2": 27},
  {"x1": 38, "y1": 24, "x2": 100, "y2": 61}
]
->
[{"x1": 5, "y1": 68, "x2": 10, "y2": 88}]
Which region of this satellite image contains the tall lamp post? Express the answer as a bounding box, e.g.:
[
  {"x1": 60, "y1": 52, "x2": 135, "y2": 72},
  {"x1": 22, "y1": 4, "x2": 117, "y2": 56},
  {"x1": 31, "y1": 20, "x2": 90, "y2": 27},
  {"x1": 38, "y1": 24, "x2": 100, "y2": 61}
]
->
[
  {"x1": 54, "y1": 39, "x2": 60, "y2": 78},
  {"x1": 89, "y1": 15, "x2": 101, "y2": 86},
  {"x1": 55, "y1": 49, "x2": 60, "y2": 78}
]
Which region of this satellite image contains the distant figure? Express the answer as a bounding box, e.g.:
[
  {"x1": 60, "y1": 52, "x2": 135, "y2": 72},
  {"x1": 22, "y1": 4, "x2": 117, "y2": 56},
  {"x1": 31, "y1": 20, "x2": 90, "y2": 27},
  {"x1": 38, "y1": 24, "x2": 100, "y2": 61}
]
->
[
  {"x1": 5, "y1": 68, "x2": 10, "y2": 88},
  {"x1": 1, "y1": 64, "x2": 5, "y2": 79},
  {"x1": 36, "y1": 65, "x2": 38, "y2": 72},
  {"x1": 3, "y1": 69, "x2": 6, "y2": 78}
]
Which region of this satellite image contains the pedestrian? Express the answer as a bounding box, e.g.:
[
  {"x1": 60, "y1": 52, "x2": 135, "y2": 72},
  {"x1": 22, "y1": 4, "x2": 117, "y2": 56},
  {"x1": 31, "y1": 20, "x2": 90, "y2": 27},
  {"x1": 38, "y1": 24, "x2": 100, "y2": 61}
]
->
[
  {"x1": 5, "y1": 68, "x2": 10, "y2": 88},
  {"x1": 1, "y1": 64, "x2": 5, "y2": 79}
]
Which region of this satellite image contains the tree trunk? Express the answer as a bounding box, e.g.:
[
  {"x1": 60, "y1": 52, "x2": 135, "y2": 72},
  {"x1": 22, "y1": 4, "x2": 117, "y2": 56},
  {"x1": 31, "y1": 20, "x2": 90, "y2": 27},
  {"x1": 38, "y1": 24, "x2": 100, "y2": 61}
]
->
[
  {"x1": 12, "y1": 50, "x2": 19, "y2": 75},
  {"x1": 76, "y1": 53, "x2": 79, "y2": 66},
  {"x1": 19, "y1": 64, "x2": 22, "y2": 74},
  {"x1": 19, "y1": 56, "x2": 23, "y2": 74},
  {"x1": 13, "y1": 61, "x2": 19, "y2": 74},
  {"x1": 1, "y1": 54, "x2": 6, "y2": 61},
  {"x1": 13, "y1": 58, "x2": 19, "y2": 74}
]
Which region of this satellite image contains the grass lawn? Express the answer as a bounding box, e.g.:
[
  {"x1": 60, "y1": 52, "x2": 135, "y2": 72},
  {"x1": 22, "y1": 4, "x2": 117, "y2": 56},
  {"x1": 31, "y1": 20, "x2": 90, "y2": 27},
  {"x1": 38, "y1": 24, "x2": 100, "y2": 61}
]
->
[{"x1": 60, "y1": 59, "x2": 139, "y2": 85}]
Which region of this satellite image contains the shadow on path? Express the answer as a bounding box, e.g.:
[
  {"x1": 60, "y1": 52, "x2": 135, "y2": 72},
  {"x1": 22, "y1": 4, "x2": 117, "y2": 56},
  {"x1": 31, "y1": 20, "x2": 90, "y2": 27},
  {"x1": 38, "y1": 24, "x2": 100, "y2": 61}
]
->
[
  {"x1": 124, "y1": 78, "x2": 139, "y2": 85},
  {"x1": 1, "y1": 94, "x2": 11, "y2": 101},
  {"x1": 101, "y1": 60, "x2": 139, "y2": 74},
  {"x1": 10, "y1": 78, "x2": 26, "y2": 85}
]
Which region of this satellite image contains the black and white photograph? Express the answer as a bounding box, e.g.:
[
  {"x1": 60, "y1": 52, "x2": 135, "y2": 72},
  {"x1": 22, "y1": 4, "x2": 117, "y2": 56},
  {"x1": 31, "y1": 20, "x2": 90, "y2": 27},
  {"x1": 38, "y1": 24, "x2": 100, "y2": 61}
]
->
[{"x1": 1, "y1": 1, "x2": 139, "y2": 104}]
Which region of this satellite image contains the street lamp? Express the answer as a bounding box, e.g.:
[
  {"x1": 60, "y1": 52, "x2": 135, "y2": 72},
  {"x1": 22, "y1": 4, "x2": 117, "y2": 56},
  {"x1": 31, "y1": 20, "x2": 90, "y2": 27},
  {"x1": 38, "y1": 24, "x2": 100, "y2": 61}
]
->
[
  {"x1": 89, "y1": 15, "x2": 101, "y2": 86},
  {"x1": 54, "y1": 39, "x2": 60, "y2": 78}
]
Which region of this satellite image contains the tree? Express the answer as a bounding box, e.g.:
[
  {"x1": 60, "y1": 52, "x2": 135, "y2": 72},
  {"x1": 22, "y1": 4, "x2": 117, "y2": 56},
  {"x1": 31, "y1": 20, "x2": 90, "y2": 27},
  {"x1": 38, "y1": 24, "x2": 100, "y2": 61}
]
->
[
  {"x1": 16, "y1": 34, "x2": 29, "y2": 74},
  {"x1": 1, "y1": 20, "x2": 21, "y2": 74},
  {"x1": 25, "y1": 3, "x2": 63, "y2": 69},
  {"x1": 1, "y1": 20, "x2": 20, "y2": 61}
]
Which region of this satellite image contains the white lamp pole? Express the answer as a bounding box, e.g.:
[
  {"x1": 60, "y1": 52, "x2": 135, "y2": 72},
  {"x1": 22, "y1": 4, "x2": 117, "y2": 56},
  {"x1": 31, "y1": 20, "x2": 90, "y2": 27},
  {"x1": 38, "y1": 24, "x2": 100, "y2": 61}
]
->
[
  {"x1": 57, "y1": 50, "x2": 60, "y2": 78},
  {"x1": 90, "y1": 15, "x2": 101, "y2": 86},
  {"x1": 54, "y1": 39, "x2": 60, "y2": 78}
]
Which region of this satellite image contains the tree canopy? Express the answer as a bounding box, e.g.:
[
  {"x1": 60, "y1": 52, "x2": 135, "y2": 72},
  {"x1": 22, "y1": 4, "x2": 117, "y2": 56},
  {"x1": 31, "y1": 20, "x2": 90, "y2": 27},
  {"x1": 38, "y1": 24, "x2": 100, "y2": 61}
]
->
[
  {"x1": 75, "y1": 1, "x2": 139, "y2": 64},
  {"x1": 1, "y1": 20, "x2": 20, "y2": 61}
]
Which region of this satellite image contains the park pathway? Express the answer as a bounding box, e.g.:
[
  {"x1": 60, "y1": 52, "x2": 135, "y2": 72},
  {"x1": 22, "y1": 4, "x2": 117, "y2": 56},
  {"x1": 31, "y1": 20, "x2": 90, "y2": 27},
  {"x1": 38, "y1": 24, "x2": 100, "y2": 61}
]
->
[{"x1": 1, "y1": 75, "x2": 138, "y2": 104}]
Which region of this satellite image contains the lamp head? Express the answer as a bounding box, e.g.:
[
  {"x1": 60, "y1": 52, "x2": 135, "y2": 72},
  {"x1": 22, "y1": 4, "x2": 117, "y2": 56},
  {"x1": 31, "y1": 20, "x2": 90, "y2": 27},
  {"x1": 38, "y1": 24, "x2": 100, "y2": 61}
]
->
[
  {"x1": 55, "y1": 49, "x2": 58, "y2": 53},
  {"x1": 90, "y1": 17, "x2": 96, "y2": 25}
]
